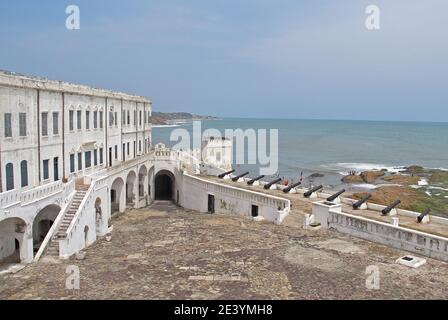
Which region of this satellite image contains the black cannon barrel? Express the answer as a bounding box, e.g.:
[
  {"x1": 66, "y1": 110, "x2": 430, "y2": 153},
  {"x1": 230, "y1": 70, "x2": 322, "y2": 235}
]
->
[
  {"x1": 381, "y1": 199, "x2": 401, "y2": 215},
  {"x1": 232, "y1": 172, "x2": 249, "y2": 182},
  {"x1": 417, "y1": 208, "x2": 431, "y2": 223},
  {"x1": 352, "y1": 194, "x2": 372, "y2": 209},
  {"x1": 264, "y1": 178, "x2": 282, "y2": 190},
  {"x1": 283, "y1": 182, "x2": 302, "y2": 193},
  {"x1": 326, "y1": 189, "x2": 346, "y2": 202},
  {"x1": 218, "y1": 169, "x2": 235, "y2": 179},
  {"x1": 247, "y1": 175, "x2": 265, "y2": 185},
  {"x1": 304, "y1": 185, "x2": 323, "y2": 198}
]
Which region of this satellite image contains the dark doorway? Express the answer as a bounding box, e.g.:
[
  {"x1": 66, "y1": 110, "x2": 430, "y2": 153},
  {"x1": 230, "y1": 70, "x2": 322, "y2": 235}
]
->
[
  {"x1": 53, "y1": 157, "x2": 59, "y2": 181},
  {"x1": 251, "y1": 205, "x2": 259, "y2": 217},
  {"x1": 111, "y1": 189, "x2": 116, "y2": 203},
  {"x1": 109, "y1": 147, "x2": 113, "y2": 167},
  {"x1": 208, "y1": 194, "x2": 215, "y2": 214},
  {"x1": 155, "y1": 172, "x2": 174, "y2": 200}
]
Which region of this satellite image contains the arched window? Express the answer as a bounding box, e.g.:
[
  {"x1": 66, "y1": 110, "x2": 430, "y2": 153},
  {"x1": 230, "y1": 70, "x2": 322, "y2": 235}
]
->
[
  {"x1": 20, "y1": 160, "x2": 28, "y2": 187},
  {"x1": 5, "y1": 163, "x2": 14, "y2": 191}
]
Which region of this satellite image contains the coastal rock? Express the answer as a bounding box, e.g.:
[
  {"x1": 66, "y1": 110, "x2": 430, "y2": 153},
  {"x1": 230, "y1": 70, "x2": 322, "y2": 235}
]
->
[
  {"x1": 341, "y1": 175, "x2": 364, "y2": 184},
  {"x1": 404, "y1": 165, "x2": 425, "y2": 175},
  {"x1": 382, "y1": 175, "x2": 420, "y2": 185},
  {"x1": 429, "y1": 171, "x2": 448, "y2": 184},
  {"x1": 360, "y1": 171, "x2": 385, "y2": 183}
]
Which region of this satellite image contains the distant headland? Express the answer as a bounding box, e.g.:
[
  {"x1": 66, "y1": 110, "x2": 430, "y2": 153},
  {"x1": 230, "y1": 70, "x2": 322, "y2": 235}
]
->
[{"x1": 151, "y1": 112, "x2": 217, "y2": 126}]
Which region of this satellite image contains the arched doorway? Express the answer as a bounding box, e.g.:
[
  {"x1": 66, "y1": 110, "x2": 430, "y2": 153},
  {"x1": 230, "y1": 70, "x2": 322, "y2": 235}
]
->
[
  {"x1": 110, "y1": 177, "x2": 125, "y2": 215},
  {"x1": 125, "y1": 171, "x2": 137, "y2": 207},
  {"x1": 155, "y1": 170, "x2": 175, "y2": 201},
  {"x1": 32, "y1": 204, "x2": 61, "y2": 255},
  {"x1": 138, "y1": 165, "x2": 148, "y2": 198},
  {"x1": 0, "y1": 218, "x2": 27, "y2": 264}
]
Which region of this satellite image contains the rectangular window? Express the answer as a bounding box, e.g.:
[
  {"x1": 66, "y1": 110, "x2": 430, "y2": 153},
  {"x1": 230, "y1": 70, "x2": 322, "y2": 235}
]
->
[
  {"x1": 4, "y1": 113, "x2": 12, "y2": 137},
  {"x1": 94, "y1": 149, "x2": 98, "y2": 166},
  {"x1": 99, "y1": 148, "x2": 103, "y2": 164},
  {"x1": 114, "y1": 112, "x2": 118, "y2": 126},
  {"x1": 85, "y1": 151, "x2": 92, "y2": 168},
  {"x1": 139, "y1": 140, "x2": 142, "y2": 152},
  {"x1": 94, "y1": 111, "x2": 98, "y2": 129},
  {"x1": 133, "y1": 141, "x2": 136, "y2": 157},
  {"x1": 19, "y1": 113, "x2": 27, "y2": 137},
  {"x1": 86, "y1": 111, "x2": 90, "y2": 130},
  {"x1": 43, "y1": 159, "x2": 49, "y2": 180},
  {"x1": 144, "y1": 110, "x2": 147, "y2": 124},
  {"x1": 53, "y1": 157, "x2": 59, "y2": 181},
  {"x1": 99, "y1": 111, "x2": 103, "y2": 129},
  {"x1": 139, "y1": 111, "x2": 142, "y2": 126},
  {"x1": 77, "y1": 110, "x2": 82, "y2": 130},
  {"x1": 122, "y1": 143, "x2": 126, "y2": 161},
  {"x1": 134, "y1": 111, "x2": 137, "y2": 125},
  {"x1": 41, "y1": 112, "x2": 48, "y2": 136},
  {"x1": 127, "y1": 142, "x2": 130, "y2": 155},
  {"x1": 127, "y1": 111, "x2": 130, "y2": 125},
  {"x1": 53, "y1": 112, "x2": 59, "y2": 135},
  {"x1": 70, "y1": 154, "x2": 75, "y2": 173},
  {"x1": 77, "y1": 152, "x2": 82, "y2": 171},
  {"x1": 109, "y1": 111, "x2": 114, "y2": 126},
  {"x1": 69, "y1": 110, "x2": 74, "y2": 131},
  {"x1": 114, "y1": 145, "x2": 118, "y2": 159},
  {"x1": 122, "y1": 110, "x2": 126, "y2": 125}
]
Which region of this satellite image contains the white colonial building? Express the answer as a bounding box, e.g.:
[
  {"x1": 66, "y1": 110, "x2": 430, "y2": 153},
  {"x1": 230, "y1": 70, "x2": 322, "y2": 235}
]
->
[{"x1": 0, "y1": 71, "x2": 291, "y2": 266}]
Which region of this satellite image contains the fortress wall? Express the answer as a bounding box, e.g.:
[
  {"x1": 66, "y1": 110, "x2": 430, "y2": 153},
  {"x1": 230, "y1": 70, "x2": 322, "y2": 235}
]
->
[
  {"x1": 181, "y1": 173, "x2": 290, "y2": 224},
  {"x1": 313, "y1": 202, "x2": 448, "y2": 261}
]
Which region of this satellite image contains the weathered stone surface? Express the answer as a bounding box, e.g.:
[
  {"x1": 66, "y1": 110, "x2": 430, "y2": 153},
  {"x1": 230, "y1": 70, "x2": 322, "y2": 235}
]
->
[
  {"x1": 341, "y1": 175, "x2": 364, "y2": 184},
  {"x1": 2, "y1": 203, "x2": 448, "y2": 299},
  {"x1": 360, "y1": 171, "x2": 385, "y2": 183}
]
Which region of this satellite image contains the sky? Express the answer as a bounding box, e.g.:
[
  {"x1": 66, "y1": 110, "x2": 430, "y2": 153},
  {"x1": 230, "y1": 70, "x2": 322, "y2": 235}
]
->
[{"x1": 0, "y1": 0, "x2": 447, "y2": 122}]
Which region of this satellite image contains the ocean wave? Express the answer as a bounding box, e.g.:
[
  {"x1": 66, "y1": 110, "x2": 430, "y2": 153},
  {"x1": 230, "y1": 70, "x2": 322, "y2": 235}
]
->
[
  {"x1": 351, "y1": 183, "x2": 377, "y2": 190},
  {"x1": 328, "y1": 163, "x2": 406, "y2": 174}
]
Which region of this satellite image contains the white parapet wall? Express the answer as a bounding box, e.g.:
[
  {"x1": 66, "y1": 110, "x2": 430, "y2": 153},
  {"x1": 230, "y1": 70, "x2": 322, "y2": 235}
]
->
[
  {"x1": 312, "y1": 201, "x2": 448, "y2": 262},
  {"x1": 181, "y1": 173, "x2": 290, "y2": 224}
]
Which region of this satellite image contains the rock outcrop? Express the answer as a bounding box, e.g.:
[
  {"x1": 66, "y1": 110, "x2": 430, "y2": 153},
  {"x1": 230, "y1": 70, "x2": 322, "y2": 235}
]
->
[{"x1": 360, "y1": 171, "x2": 385, "y2": 183}]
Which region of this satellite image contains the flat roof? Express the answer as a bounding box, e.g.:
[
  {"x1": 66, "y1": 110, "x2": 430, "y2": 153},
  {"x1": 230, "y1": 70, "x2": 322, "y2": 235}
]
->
[{"x1": 0, "y1": 70, "x2": 150, "y2": 104}]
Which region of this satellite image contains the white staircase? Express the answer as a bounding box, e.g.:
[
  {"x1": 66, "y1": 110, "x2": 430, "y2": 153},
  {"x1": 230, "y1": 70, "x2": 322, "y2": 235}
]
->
[{"x1": 43, "y1": 184, "x2": 90, "y2": 257}]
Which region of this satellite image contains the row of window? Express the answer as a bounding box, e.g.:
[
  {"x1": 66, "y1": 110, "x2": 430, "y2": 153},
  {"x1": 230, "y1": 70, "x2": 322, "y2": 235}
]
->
[
  {"x1": 69, "y1": 110, "x2": 104, "y2": 132},
  {"x1": 69, "y1": 148, "x2": 104, "y2": 173},
  {"x1": 3, "y1": 108, "x2": 152, "y2": 138},
  {"x1": 4, "y1": 139, "x2": 151, "y2": 191}
]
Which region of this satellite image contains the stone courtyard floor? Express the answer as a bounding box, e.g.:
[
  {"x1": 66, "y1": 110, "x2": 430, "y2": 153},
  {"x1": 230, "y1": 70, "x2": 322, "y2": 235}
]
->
[{"x1": 1, "y1": 202, "x2": 448, "y2": 300}]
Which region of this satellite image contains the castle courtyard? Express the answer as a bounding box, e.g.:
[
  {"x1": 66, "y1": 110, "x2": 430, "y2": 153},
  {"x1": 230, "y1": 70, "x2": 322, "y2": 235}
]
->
[{"x1": 1, "y1": 202, "x2": 448, "y2": 300}]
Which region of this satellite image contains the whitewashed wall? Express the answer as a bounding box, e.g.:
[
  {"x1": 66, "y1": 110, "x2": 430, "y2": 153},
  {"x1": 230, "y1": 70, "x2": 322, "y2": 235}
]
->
[{"x1": 180, "y1": 173, "x2": 290, "y2": 224}]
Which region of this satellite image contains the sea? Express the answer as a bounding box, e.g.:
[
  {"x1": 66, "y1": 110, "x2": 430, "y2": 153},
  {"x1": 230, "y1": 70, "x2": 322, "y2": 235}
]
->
[{"x1": 152, "y1": 118, "x2": 448, "y2": 191}]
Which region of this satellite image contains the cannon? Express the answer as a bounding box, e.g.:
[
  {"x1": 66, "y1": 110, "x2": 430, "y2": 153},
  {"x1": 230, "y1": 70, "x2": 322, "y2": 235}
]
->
[
  {"x1": 247, "y1": 175, "x2": 265, "y2": 186},
  {"x1": 218, "y1": 169, "x2": 235, "y2": 179},
  {"x1": 304, "y1": 185, "x2": 323, "y2": 198},
  {"x1": 283, "y1": 181, "x2": 302, "y2": 193},
  {"x1": 232, "y1": 172, "x2": 249, "y2": 182},
  {"x1": 352, "y1": 194, "x2": 372, "y2": 210},
  {"x1": 381, "y1": 199, "x2": 401, "y2": 216},
  {"x1": 326, "y1": 189, "x2": 346, "y2": 202},
  {"x1": 417, "y1": 208, "x2": 431, "y2": 223},
  {"x1": 264, "y1": 178, "x2": 282, "y2": 190}
]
